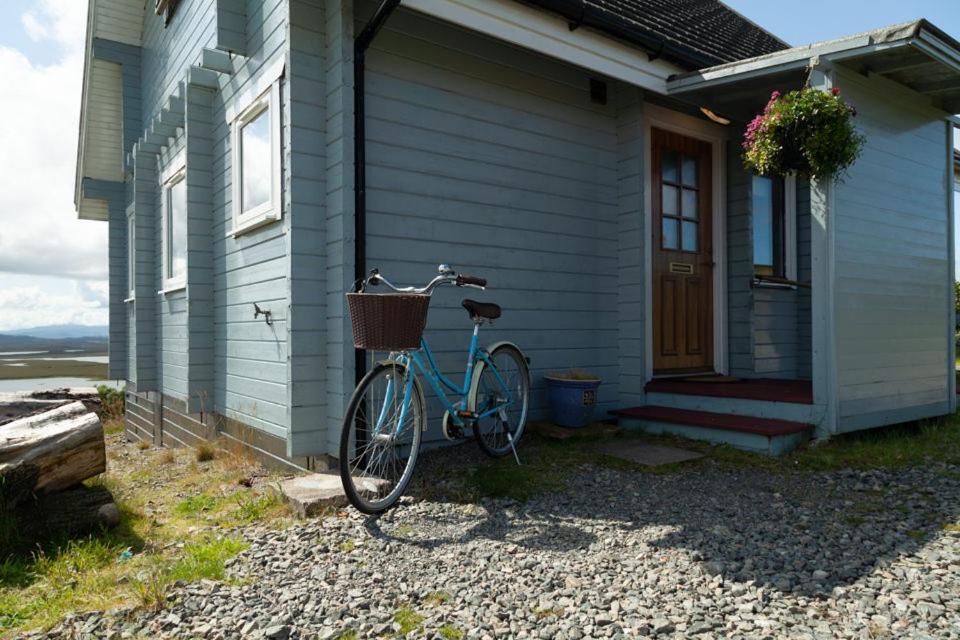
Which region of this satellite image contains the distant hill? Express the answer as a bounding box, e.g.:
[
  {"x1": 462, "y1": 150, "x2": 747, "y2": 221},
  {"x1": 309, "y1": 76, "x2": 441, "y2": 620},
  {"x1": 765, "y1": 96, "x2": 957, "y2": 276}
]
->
[
  {"x1": 3, "y1": 324, "x2": 109, "y2": 339},
  {"x1": 0, "y1": 332, "x2": 108, "y2": 355}
]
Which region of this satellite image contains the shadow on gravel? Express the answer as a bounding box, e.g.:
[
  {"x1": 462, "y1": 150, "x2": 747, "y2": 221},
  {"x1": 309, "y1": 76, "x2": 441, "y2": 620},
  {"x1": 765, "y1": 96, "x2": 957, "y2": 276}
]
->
[{"x1": 371, "y1": 439, "x2": 960, "y2": 597}]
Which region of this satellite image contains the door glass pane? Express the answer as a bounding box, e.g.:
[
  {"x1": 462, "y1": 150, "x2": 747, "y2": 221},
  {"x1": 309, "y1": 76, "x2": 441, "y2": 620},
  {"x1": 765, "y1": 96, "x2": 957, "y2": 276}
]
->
[
  {"x1": 682, "y1": 220, "x2": 698, "y2": 252},
  {"x1": 168, "y1": 178, "x2": 187, "y2": 280},
  {"x1": 241, "y1": 107, "x2": 271, "y2": 212},
  {"x1": 752, "y1": 176, "x2": 774, "y2": 268},
  {"x1": 662, "y1": 151, "x2": 678, "y2": 183},
  {"x1": 662, "y1": 185, "x2": 678, "y2": 216},
  {"x1": 662, "y1": 218, "x2": 679, "y2": 250},
  {"x1": 682, "y1": 155, "x2": 698, "y2": 187},
  {"x1": 681, "y1": 188, "x2": 698, "y2": 219}
]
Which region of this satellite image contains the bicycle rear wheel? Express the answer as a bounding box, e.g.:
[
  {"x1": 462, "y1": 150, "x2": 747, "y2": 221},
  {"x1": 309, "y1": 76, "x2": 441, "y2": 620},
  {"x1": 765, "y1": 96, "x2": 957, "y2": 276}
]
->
[
  {"x1": 469, "y1": 343, "x2": 530, "y2": 457},
  {"x1": 339, "y1": 361, "x2": 425, "y2": 514}
]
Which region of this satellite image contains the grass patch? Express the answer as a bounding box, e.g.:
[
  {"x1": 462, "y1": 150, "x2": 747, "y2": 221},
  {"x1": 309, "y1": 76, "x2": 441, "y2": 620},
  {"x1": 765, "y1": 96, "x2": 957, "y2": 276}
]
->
[
  {"x1": 0, "y1": 429, "x2": 290, "y2": 635},
  {"x1": 0, "y1": 357, "x2": 106, "y2": 381},
  {"x1": 534, "y1": 607, "x2": 564, "y2": 619},
  {"x1": 438, "y1": 625, "x2": 463, "y2": 640},
  {"x1": 943, "y1": 523, "x2": 960, "y2": 533},
  {"x1": 906, "y1": 530, "x2": 927, "y2": 541},
  {"x1": 393, "y1": 609, "x2": 425, "y2": 636}
]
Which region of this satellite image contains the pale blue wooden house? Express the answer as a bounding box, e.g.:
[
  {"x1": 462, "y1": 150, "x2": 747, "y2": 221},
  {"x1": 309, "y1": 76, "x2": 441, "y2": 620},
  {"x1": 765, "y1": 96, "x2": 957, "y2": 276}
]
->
[{"x1": 75, "y1": 0, "x2": 960, "y2": 467}]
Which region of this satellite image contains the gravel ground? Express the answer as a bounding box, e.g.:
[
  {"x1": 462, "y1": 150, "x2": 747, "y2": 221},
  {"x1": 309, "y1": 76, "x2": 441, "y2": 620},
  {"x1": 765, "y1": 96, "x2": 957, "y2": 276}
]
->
[{"x1": 31, "y1": 444, "x2": 960, "y2": 640}]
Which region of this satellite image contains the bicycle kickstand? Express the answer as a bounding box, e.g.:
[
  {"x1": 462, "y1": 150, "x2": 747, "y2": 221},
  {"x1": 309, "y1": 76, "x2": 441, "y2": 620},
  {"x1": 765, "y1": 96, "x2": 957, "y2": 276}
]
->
[{"x1": 499, "y1": 408, "x2": 521, "y2": 466}]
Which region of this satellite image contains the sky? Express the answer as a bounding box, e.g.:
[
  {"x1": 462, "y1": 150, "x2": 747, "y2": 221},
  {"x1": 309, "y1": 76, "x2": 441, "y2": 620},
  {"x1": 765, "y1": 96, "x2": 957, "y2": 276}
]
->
[{"x1": 0, "y1": 2, "x2": 957, "y2": 332}]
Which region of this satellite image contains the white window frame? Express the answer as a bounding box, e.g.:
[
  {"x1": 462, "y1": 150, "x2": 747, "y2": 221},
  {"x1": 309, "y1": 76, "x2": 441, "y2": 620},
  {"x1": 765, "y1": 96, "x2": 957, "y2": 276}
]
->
[
  {"x1": 230, "y1": 78, "x2": 282, "y2": 235},
  {"x1": 160, "y1": 152, "x2": 187, "y2": 293},
  {"x1": 127, "y1": 210, "x2": 136, "y2": 300}
]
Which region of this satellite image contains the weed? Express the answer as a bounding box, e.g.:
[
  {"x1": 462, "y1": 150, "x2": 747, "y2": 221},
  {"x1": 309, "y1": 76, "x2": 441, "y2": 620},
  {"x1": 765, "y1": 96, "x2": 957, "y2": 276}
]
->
[
  {"x1": 943, "y1": 523, "x2": 960, "y2": 533},
  {"x1": 137, "y1": 441, "x2": 150, "y2": 451},
  {"x1": 159, "y1": 449, "x2": 176, "y2": 465},
  {"x1": 195, "y1": 443, "x2": 216, "y2": 463},
  {"x1": 423, "y1": 591, "x2": 451, "y2": 607},
  {"x1": 844, "y1": 515, "x2": 865, "y2": 526},
  {"x1": 338, "y1": 540, "x2": 356, "y2": 553},
  {"x1": 534, "y1": 607, "x2": 564, "y2": 619},
  {"x1": 231, "y1": 492, "x2": 287, "y2": 525},
  {"x1": 394, "y1": 524, "x2": 414, "y2": 537},
  {"x1": 438, "y1": 625, "x2": 464, "y2": 640},
  {"x1": 174, "y1": 494, "x2": 221, "y2": 516},
  {"x1": 167, "y1": 537, "x2": 247, "y2": 583},
  {"x1": 335, "y1": 631, "x2": 358, "y2": 640},
  {"x1": 96, "y1": 385, "x2": 125, "y2": 421},
  {"x1": 906, "y1": 530, "x2": 926, "y2": 541},
  {"x1": 393, "y1": 609, "x2": 425, "y2": 635}
]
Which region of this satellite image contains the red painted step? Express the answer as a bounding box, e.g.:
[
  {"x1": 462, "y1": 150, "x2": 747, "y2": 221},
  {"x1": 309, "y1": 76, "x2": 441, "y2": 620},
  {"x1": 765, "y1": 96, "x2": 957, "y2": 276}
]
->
[
  {"x1": 610, "y1": 405, "x2": 813, "y2": 437},
  {"x1": 645, "y1": 378, "x2": 813, "y2": 405}
]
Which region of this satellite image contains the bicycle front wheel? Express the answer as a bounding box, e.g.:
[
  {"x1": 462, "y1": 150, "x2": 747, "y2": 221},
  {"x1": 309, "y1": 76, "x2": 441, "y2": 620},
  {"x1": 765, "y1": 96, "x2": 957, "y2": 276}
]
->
[
  {"x1": 339, "y1": 361, "x2": 425, "y2": 514},
  {"x1": 469, "y1": 343, "x2": 530, "y2": 457}
]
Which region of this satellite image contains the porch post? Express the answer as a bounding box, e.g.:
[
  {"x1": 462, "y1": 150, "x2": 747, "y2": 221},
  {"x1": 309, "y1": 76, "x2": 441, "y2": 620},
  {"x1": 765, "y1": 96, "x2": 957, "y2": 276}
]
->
[{"x1": 808, "y1": 60, "x2": 839, "y2": 437}]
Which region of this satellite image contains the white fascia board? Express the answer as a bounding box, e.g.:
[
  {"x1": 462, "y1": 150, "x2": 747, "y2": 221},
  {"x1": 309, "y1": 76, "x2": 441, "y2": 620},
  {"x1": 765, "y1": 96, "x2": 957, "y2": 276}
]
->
[{"x1": 401, "y1": 0, "x2": 681, "y2": 93}]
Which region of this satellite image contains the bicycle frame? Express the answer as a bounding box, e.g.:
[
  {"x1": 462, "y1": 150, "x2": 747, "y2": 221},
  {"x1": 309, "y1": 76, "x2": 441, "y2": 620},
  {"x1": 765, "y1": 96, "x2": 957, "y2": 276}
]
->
[{"x1": 374, "y1": 324, "x2": 516, "y2": 438}]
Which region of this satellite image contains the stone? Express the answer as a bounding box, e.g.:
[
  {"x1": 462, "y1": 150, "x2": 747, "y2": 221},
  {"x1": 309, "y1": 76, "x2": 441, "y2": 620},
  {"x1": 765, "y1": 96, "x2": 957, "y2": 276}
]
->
[
  {"x1": 594, "y1": 442, "x2": 703, "y2": 467},
  {"x1": 273, "y1": 474, "x2": 388, "y2": 517}
]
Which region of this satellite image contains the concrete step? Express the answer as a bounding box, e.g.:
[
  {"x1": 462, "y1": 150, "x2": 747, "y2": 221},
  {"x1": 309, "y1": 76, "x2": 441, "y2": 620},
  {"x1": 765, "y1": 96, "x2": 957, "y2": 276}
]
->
[{"x1": 273, "y1": 473, "x2": 387, "y2": 517}]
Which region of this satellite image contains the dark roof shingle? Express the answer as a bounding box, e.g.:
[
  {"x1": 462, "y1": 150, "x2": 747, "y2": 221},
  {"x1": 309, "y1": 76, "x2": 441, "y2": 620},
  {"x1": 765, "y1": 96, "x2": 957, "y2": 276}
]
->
[{"x1": 526, "y1": 0, "x2": 789, "y2": 69}]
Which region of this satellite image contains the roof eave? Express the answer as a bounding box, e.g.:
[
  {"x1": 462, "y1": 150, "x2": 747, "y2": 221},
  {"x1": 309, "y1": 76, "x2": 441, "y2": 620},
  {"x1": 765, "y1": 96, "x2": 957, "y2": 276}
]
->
[{"x1": 74, "y1": 0, "x2": 96, "y2": 214}]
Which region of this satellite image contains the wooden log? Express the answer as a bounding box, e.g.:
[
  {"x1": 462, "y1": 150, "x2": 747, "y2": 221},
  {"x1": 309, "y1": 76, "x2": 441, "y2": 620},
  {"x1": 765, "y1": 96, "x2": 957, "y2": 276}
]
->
[{"x1": 0, "y1": 401, "x2": 106, "y2": 494}]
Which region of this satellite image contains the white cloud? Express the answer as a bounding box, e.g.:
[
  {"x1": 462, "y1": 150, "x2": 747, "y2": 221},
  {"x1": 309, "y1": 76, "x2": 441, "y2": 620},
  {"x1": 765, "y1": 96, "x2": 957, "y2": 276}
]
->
[
  {"x1": 0, "y1": 275, "x2": 107, "y2": 331},
  {"x1": 0, "y1": 1, "x2": 108, "y2": 329}
]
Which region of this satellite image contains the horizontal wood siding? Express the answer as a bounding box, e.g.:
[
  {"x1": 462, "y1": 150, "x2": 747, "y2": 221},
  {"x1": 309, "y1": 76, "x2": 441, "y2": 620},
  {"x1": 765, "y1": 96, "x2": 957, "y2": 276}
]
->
[
  {"x1": 726, "y1": 141, "x2": 753, "y2": 377},
  {"x1": 832, "y1": 68, "x2": 951, "y2": 427},
  {"x1": 140, "y1": 0, "x2": 217, "y2": 131},
  {"x1": 363, "y1": 9, "x2": 619, "y2": 445},
  {"x1": 322, "y1": 0, "x2": 355, "y2": 455},
  {"x1": 286, "y1": 0, "x2": 327, "y2": 457},
  {"x1": 210, "y1": 0, "x2": 291, "y2": 439},
  {"x1": 616, "y1": 87, "x2": 646, "y2": 406}
]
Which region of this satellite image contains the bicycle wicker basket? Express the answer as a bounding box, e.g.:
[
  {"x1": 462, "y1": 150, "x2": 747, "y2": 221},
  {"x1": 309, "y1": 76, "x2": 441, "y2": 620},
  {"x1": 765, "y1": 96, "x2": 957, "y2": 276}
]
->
[{"x1": 346, "y1": 292, "x2": 430, "y2": 351}]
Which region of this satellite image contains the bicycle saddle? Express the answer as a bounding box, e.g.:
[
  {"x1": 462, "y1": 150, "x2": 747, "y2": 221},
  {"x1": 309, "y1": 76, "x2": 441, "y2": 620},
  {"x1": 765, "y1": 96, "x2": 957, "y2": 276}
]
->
[{"x1": 462, "y1": 299, "x2": 501, "y2": 320}]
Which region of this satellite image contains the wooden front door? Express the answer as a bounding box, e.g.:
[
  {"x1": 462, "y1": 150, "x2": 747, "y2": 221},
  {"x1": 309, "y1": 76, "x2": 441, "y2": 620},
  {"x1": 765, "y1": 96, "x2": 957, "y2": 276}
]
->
[{"x1": 652, "y1": 128, "x2": 714, "y2": 373}]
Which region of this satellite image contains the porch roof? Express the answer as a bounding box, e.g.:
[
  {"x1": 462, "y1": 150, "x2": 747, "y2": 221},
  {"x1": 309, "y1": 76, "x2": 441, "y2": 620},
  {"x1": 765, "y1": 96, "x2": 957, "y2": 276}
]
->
[{"x1": 666, "y1": 19, "x2": 960, "y2": 121}]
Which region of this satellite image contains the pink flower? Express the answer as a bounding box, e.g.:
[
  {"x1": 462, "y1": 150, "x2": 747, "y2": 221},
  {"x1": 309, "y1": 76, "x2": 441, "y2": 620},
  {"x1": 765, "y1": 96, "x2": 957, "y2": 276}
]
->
[{"x1": 831, "y1": 87, "x2": 841, "y2": 96}]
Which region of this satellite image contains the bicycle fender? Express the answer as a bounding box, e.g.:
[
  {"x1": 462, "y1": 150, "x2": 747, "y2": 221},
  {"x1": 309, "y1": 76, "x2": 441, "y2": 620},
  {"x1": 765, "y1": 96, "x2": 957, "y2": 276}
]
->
[
  {"x1": 467, "y1": 341, "x2": 529, "y2": 412},
  {"x1": 374, "y1": 359, "x2": 428, "y2": 432}
]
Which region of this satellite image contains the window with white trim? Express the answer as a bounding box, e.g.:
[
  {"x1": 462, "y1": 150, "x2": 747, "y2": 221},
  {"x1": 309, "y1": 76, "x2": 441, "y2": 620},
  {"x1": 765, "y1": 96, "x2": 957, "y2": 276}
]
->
[
  {"x1": 231, "y1": 79, "x2": 281, "y2": 234},
  {"x1": 127, "y1": 212, "x2": 135, "y2": 299},
  {"x1": 752, "y1": 174, "x2": 797, "y2": 281},
  {"x1": 161, "y1": 157, "x2": 187, "y2": 291}
]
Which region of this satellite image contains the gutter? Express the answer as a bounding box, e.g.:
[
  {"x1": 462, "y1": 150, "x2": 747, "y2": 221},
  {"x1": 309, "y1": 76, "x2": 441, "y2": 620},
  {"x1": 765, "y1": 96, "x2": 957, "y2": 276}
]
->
[
  {"x1": 520, "y1": 0, "x2": 722, "y2": 70},
  {"x1": 354, "y1": 0, "x2": 403, "y2": 384}
]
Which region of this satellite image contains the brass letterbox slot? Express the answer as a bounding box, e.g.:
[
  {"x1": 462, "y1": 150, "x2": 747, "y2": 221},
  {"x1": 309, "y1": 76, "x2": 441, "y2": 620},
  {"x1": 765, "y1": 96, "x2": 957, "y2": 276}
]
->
[{"x1": 669, "y1": 262, "x2": 694, "y2": 275}]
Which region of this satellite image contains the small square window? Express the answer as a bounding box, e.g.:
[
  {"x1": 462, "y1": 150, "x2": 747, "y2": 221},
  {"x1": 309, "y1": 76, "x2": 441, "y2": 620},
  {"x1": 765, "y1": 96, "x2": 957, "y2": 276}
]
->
[
  {"x1": 231, "y1": 80, "x2": 282, "y2": 235},
  {"x1": 161, "y1": 156, "x2": 187, "y2": 292}
]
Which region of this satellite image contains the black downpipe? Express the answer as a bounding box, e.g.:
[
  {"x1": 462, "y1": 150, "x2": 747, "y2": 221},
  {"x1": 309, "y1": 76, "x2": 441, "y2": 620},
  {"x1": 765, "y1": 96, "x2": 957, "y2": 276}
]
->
[{"x1": 354, "y1": 0, "x2": 402, "y2": 385}]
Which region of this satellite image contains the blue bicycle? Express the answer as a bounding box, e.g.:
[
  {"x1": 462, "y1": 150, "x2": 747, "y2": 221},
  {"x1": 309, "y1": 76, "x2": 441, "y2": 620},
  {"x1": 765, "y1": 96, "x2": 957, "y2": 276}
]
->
[{"x1": 340, "y1": 264, "x2": 530, "y2": 513}]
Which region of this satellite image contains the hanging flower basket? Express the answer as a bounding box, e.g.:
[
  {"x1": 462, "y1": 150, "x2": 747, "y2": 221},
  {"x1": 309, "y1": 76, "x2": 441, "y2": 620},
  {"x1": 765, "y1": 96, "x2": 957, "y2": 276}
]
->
[{"x1": 743, "y1": 87, "x2": 865, "y2": 180}]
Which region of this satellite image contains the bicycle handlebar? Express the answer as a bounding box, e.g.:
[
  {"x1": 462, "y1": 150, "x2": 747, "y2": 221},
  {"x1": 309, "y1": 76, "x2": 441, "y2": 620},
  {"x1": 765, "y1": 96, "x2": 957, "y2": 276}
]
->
[{"x1": 363, "y1": 265, "x2": 486, "y2": 295}]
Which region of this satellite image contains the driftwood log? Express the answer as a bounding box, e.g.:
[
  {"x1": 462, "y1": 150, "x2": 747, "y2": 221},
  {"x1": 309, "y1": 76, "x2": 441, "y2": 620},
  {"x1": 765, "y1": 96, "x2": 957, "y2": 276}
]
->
[
  {"x1": 0, "y1": 401, "x2": 106, "y2": 497},
  {"x1": 0, "y1": 401, "x2": 117, "y2": 538}
]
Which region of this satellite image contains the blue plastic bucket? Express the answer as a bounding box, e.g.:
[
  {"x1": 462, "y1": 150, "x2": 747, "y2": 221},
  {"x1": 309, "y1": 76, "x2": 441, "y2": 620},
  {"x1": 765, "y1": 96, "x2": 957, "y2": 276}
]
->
[{"x1": 544, "y1": 376, "x2": 602, "y2": 428}]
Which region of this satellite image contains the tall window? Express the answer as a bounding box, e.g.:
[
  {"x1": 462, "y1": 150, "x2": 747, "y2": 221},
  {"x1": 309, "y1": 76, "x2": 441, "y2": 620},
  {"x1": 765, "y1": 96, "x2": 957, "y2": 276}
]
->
[
  {"x1": 127, "y1": 212, "x2": 135, "y2": 298},
  {"x1": 231, "y1": 79, "x2": 281, "y2": 234},
  {"x1": 161, "y1": 160, "x2": 187, "y2": 291},
  {"x1": 752, "y1": 175, "x2": 796, "y2": 280}
]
